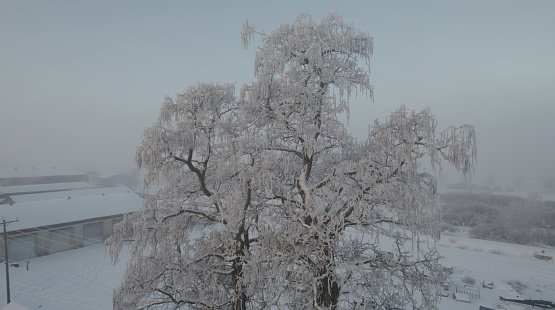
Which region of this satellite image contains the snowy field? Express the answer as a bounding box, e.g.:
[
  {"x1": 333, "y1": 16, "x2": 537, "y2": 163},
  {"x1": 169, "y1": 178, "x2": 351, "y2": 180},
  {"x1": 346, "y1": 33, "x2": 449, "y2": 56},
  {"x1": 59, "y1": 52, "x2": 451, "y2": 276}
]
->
[
  {"x1": 436, "y1": 232, "x2": 555, "y2": 309},
  {"x1": 0, "y1": 235, "x2": 553, "y2": 309}
]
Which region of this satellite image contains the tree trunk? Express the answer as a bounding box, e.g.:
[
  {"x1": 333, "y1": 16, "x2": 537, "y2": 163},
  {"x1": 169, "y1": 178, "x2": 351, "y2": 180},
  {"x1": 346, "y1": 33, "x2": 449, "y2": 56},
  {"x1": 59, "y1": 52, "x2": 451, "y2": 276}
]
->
[
  {"x1": 316, "y1": 265, "x2": 340, "y2": 309},
  {"x1": 232, "y1": 256, "x2": 247, "y2": 310},
  {"x1": 232, "y1": 227, "x2": 248, "y2": 310},
  {"x1": 316, "y1": 275, "x2": 340, "y2": 308}
]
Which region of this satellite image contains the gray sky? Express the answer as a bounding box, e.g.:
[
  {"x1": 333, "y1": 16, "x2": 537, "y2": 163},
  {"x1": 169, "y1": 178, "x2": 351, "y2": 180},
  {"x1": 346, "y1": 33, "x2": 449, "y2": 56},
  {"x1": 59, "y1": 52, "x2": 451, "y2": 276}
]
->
[{"x1": 1, "y1": 0, "x2": 554, "y2": 188}]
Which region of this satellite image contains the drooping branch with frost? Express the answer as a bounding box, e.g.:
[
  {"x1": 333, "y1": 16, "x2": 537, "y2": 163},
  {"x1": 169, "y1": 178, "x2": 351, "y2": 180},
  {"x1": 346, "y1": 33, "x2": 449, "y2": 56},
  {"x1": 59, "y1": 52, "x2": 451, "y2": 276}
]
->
[
  {"x1": 108, "y1": 83, "x2": 261, "y2": 309},
  {"x1": 109, "y1": 13, "x2": 476, "y2": 310},
  {"x1": 237, "y1": 14, "x2": 475, "y2": 309}
]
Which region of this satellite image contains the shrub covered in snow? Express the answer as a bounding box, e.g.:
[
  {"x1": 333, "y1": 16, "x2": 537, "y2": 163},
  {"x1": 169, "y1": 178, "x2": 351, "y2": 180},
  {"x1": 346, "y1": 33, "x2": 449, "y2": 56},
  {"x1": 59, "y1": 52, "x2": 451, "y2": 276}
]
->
[{"x1": 441, "y1": 193, "x2": 555, "y2": 246}]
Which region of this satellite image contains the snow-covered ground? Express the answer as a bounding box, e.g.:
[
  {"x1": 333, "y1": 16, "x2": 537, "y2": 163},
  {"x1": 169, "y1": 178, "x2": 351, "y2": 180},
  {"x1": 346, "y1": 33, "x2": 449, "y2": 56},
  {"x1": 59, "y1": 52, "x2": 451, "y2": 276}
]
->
[
  {"x1": 0, "y1": 244, "x2": 130, "y2": 309},
  {"x1": 437, "y1": 232, "x2": 555, "y2": 309},
  {"x1": 0, "y1": 235, "x2": 553, "y2": 309}
]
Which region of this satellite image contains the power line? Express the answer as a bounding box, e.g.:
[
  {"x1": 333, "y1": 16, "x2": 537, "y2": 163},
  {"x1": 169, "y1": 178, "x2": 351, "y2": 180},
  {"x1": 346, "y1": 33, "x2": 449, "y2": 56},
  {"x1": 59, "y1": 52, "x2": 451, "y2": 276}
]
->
[
  {"x1": 0, "y1": 240, "x2": 115, "y2": 310},
  {"x1": 1, "y1": 218, "x2": 19, "y2": 305},
  {"x1": 8, "y1": 235, "x2": 124, "y2": 280},
  {"x1": 5, "y1": 238, "x2": 118, "y2": 296},
  {"x1": 7, "y1": 221, "x2": 124, "y2": 258},
  {"x1": 0, "y1": 218, "x2": 129, "y2": 304}
]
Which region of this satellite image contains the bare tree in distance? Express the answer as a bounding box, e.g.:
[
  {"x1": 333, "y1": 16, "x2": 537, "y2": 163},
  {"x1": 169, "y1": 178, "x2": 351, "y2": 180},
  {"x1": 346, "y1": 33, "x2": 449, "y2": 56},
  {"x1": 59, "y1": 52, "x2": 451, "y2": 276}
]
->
[{"x1": 108, "y1": 13, "x2": 477, "y2": 310}]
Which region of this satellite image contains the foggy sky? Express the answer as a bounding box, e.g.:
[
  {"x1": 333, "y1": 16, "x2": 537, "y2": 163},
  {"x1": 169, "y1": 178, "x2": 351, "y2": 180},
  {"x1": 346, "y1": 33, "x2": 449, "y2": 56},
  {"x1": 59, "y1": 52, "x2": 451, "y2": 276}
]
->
[{"x1": 1, "y1": 0, "x2": 554, "y2": 188}]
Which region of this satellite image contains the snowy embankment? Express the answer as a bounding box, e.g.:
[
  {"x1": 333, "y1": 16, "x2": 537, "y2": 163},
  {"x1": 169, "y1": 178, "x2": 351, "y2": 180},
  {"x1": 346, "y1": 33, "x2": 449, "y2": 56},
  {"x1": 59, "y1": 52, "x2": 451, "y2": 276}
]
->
[{"x1": 0, "y1": 236, "x2": 553, "y2": 309}]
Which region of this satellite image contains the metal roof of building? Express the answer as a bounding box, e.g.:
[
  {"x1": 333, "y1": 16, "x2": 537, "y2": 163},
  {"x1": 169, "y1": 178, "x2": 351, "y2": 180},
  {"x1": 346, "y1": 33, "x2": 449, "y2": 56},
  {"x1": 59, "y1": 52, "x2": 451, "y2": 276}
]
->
[{"x1": 0, "y1": 186, "x2": 142, "y2": 231}]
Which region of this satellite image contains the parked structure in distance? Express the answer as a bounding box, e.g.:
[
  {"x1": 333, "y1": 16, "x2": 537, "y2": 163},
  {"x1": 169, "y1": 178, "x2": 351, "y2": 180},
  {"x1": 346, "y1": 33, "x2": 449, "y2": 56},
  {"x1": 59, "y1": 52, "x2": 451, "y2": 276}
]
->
[{"x1": 0, "y1": 168, "x2": 142, "y2": 261}]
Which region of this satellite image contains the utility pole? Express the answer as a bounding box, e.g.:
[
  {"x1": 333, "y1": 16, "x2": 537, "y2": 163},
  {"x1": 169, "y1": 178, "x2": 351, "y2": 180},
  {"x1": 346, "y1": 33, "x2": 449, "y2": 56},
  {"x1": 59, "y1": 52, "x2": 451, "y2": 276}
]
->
[{"x1": 2, "y1": 218, "x2": 18, "y2": 305}]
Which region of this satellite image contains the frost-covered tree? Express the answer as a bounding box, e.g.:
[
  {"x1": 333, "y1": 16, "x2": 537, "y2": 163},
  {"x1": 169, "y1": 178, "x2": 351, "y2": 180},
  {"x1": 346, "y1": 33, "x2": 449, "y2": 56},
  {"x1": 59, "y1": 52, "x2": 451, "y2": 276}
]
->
[{"x1": 109, "y1": 13, "x2": 476, "y2": 310}]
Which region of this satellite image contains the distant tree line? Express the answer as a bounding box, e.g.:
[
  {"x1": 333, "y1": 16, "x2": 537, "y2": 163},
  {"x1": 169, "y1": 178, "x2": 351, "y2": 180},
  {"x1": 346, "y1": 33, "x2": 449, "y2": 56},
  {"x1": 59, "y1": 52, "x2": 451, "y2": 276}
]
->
[{"x1": 441, "y1": 193, "x2": 555, "y2": 247}]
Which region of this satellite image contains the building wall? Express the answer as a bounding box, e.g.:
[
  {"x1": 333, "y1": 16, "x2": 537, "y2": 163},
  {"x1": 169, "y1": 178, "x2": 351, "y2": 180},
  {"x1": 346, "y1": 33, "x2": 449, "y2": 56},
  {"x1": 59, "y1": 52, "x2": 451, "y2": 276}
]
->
[
  {"x1": 0, "y1": 215, "x2": 124, "y2": 261},
  {"x1": 73, "y1": 224, "x2": 84, "y2": 248},
  {"x1": 36, "y1": 230, "x2": 50, "y2": 256},
  {"x1": 49, "y1": 227, "x2": 73, "y2": 253},
  {"x1": 3, "y1": 233, "x2": 36, "y2": 262},
  {"x1": 84, "y1": 222, "x2": 104, "y2": 246}
]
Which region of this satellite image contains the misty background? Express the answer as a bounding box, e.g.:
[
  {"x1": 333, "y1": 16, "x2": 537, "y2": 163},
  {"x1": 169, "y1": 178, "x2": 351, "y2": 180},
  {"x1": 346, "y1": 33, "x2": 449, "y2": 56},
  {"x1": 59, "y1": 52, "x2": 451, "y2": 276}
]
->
[{"x1": 1, "y1": 0, "x2": 554, "y2": 191}]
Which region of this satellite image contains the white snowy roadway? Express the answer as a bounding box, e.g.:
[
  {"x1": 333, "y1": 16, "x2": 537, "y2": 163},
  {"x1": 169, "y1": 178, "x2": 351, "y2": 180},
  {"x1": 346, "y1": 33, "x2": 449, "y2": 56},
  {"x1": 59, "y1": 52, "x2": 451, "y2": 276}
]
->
[
  {"x1": 441, "y1": 243, "x2": 555, "y2": 284},
  {"x1": 0, "y1": 236, "x2": 553, "y2": 309}
]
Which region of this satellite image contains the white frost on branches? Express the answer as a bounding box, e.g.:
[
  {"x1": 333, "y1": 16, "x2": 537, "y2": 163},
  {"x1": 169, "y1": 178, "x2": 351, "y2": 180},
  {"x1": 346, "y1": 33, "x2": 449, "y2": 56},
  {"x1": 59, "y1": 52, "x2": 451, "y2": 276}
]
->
[{"x1": 108, "y1": 12, "x2": 476, "y2": 310}]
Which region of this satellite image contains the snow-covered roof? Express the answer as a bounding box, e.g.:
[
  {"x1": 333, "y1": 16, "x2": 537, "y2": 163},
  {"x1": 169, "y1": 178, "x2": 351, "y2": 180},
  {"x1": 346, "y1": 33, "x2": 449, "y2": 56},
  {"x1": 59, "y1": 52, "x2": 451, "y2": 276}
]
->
[
  {"x1": 8, "y1": 186, "x2": 129, "y2": 204},
  {"x1": 0, "y1": 186, "x2": 143, "y2": 231},
  {"x1": 0, "y1": 182, "x2": 93, "y2": 196},
  {"x1": 97, "y1": 172, "x2": 125, "y2": 178}
]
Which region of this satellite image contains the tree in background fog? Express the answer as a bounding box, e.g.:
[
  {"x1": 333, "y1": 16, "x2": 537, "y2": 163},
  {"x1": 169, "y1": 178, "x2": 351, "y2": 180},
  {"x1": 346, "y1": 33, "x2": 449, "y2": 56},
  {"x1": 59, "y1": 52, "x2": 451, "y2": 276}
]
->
[{"x1": 108, "y1": 13, "x2": 476, "y2": 310}]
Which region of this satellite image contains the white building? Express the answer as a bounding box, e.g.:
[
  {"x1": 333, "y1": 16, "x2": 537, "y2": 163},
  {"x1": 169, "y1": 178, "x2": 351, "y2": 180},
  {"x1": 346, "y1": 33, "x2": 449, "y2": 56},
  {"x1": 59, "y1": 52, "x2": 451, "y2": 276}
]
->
[{"x1": 0, "y1": 186, "x2": 142, "y2": 261}]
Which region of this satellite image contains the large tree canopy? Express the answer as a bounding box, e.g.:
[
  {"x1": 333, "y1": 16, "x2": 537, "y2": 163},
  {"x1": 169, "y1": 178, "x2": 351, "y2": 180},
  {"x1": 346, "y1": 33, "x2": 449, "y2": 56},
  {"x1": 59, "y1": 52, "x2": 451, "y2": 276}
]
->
[{"x1": 109, "y1": 13, "x2": 476, "y2": 310}]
